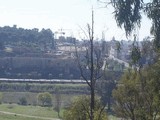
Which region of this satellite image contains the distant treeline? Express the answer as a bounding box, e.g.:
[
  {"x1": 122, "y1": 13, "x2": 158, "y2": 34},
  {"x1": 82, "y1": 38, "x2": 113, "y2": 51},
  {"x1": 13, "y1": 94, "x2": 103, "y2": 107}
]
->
[
  {"x1": 0, "y1": 82, "x2": 89, "y2": 94},
  {"x1": 0, "y1": 57, "x2": 82, "y2": 79},
  {"x1": 0, "y1": 25, "x2": 55, "y2": 50}
]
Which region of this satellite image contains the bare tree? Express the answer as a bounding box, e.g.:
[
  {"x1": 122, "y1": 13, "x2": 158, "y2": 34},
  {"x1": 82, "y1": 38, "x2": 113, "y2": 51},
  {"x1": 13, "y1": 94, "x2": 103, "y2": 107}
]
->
[{"x1": 75, "y1": 9, "x2": 105, "y2": 120}]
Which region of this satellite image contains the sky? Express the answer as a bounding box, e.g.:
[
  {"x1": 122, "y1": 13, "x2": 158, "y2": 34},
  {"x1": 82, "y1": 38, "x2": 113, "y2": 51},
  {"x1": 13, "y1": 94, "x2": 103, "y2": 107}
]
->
[{"x1": 0, "y1": 0, "x2": 152, "y2": 41}]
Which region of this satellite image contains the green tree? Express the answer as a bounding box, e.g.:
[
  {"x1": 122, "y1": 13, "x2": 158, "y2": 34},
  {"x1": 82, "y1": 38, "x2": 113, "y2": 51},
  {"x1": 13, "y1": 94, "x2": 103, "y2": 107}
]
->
[
  {"x1": 19, "y1": 97, "x2": 27, "y2": 106},
  {"x1": 110, "y1": 0, "x2": 160, "y2": 49},
  {"x1": 63, "y1": 95, "x2": 108, "y2": 120},
  {"x1": 112, "y1": 70, "x2": 140, "y2": 120},
  {"x1": 113, "y1": 63, "x2": 160, "y2": 120},
  {"x1": 37, "y1": 92, "x2": 52, "y2": 107},
  {"x1": 97, "y1": 70, "x2": 122, "y2": 111}
]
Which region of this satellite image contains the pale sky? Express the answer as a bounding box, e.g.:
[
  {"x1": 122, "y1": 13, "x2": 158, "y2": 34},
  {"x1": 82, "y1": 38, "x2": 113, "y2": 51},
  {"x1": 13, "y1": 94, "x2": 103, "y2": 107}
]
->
[{"x1": 0, "y1": 0, "x2": 152, "y2": 40}]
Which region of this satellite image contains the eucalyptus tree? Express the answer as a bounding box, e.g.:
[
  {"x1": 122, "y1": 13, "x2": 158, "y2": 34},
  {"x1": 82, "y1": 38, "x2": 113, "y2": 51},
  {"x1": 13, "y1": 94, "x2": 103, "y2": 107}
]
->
[
  {"x1": 110, "y1": 0, "x2": 160, "y2": 50},
  {"x1": 107, "y1": 0, "x2": 160, "y2": 119}
]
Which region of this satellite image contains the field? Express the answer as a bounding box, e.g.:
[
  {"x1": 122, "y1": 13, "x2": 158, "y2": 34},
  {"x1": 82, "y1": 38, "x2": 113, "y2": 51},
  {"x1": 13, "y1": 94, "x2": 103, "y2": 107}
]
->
[
  {"x1": 0, "y1": 82, "x2": 89, "y2": 106},
  {"x1": 0, "y1": 113, "x2": 57, "y2": 120},
  {"x1": 0, "y1": 104, "x2": 119, "y2": 120},
  {"x1": 0, "y1": 104, "x2": 61, "y2": 120},
  {"x1": 0, "y1": 83, "x2": 119, "y2": 120}
]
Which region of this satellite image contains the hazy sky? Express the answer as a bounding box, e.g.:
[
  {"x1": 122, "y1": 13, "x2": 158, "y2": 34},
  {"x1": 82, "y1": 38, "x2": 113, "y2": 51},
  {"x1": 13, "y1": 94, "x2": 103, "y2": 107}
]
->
[{"x1": 0, "y1": 0, "x2": 152, "y2": 40}]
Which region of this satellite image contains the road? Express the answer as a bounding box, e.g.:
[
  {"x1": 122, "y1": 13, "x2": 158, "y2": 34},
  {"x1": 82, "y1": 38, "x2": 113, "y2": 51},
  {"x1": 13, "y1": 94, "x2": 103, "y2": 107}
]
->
[{"x1": 0, "y1": 110, "x2": 61, "y2": 120}]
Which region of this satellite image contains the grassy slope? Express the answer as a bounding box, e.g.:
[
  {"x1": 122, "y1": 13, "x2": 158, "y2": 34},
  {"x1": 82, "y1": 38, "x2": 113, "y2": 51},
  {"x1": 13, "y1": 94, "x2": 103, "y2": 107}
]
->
[
  {"x1": 0, "y1": 113, "x2": 47, "y2": 120},
  {"x1": 0, "y1": 104, "x2": 119, "y2": 120},
  {"x1": 0, "y1": 104, "x2": 61, "y2": 118}
]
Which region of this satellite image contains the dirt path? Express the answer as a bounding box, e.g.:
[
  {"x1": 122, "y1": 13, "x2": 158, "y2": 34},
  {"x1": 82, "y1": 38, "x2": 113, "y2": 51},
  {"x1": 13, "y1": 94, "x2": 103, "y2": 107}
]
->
[{"x1": 0, "y1": 110, "x2": 61, "y2": 120}]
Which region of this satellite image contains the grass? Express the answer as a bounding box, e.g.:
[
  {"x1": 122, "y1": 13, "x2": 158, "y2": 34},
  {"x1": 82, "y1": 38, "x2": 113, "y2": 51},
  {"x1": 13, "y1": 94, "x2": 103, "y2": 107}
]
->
[
  {"x1": 108, "y1": 115, "x2": 120, "y2": 120},
  {"x1": 2, "y1": 92, "x2": 82, "y2": 107},
  {"x1": 0, "y1": 112, "x2": 49, "y2": 120},
  {"x1": 0, "y1": 104, "x2": 120, "y2": 120},
  {"x1": 0, "y1": 104, "x2": 61, "y2": 118}
]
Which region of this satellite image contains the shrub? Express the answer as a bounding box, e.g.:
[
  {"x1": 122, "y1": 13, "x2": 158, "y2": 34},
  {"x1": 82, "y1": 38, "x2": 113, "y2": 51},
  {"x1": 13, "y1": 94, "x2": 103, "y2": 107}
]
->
[
  {"x1": 37, "y1": 92, "x2": 53, "y2": 107},
  {"x1": 19, "y1": 97, "x2": 27, "y2": 105},
  {"x1": 63, "y1": 95, "x2": 108, "y2": 120}
]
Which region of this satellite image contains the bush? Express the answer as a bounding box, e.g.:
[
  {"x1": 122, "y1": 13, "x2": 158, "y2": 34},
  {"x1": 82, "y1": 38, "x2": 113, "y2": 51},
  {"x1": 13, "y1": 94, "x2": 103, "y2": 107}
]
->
[
  {"x1": 63, "y1": 95, "x2": 108, "y2": 120},
  {"x1": 37, "y1": 92, "x2": 52, "y2": 107},
  {"x1": 19, "y1": 97, "x2": 27, "y2": 105}
]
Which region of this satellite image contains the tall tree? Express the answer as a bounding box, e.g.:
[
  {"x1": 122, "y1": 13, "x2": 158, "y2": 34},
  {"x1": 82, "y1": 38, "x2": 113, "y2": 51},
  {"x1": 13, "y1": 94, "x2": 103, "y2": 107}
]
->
[
  {"x1": 113, "y1": 61, "x2": 160, "y2": 120},
  {"x1": 75, "y1": 10, "x2": 104, "y2": 120},
  {"x1": 104, "y1": 0, "x2": 160, "y2": 120},
  {"x1": 110, "y1": 0, "x2": 160, "y2": 50},
  {"x1": 63, "y1": 95, "x2": 108, "y2": 120}
]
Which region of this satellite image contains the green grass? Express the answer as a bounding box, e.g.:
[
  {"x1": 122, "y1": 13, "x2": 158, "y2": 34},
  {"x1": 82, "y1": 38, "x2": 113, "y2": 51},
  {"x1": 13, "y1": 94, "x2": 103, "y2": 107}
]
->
[
  {"x1": 108, "y1": 115, "x2": 119, "y2": 120},
  {"x1": 0, "y1": 104, "x2": 119, "y2": 120},
  {"x1": 0, "y1": 113, "x2": 47, "y2": 120},
  {"x1": 2, "y1": 92, "x2": 82, "y2": 107},
  {"x1": 0, "y1": 104, "x2": 61, "y2": 118}
]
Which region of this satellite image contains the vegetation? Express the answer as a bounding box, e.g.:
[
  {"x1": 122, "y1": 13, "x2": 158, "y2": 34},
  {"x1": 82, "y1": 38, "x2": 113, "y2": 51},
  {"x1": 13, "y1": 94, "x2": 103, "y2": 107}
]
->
[
  {"x1": 96, "y1": 70, "x2": 122, "y2": 111},
  {"x1": 18, "y1": 97, "x2": 27, "y2": 105},
  {"x1": 106, "y1": 0, "x2": 160, "y2": 119},
  {"x1": 111, "y1": 0, "x2": 160, "y2": 49},
  {"x1": 0, "y1": 103, "x2": 62, "y2": 119},
  {"x1": 113, "y1": 62, "x2": 160, "y2": 119},
  {"x1": 54, "y1": 87, "x2": 62, "y2": 118},
  {"x1": 63, "y1": 95, "x2": 108, "y2": 120},
  {"x1": 37, "y1": 92, "x2": 53, "y2": 107},
  {"x1": 0, "y1": 82, "x2": 88, "y2": 93},
  {"x1": 0, "y1": 113, "x2": 46, "y2": 120},
  {"x1": 75, "y1": 10, "x2": 107, "y2": 120},
  {"x1": 0, "y1": 26, "x2": 55, "y2": 53}
]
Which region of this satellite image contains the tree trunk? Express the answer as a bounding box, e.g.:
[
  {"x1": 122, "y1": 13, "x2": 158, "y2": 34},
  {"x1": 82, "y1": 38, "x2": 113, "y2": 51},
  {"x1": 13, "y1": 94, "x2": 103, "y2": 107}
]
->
[
  {"x1": 90, "y1": 9, "x2": 95, "y2": 120},
  {"x1": 90, "y1": 86, "x2": 95, "y2": 120}
]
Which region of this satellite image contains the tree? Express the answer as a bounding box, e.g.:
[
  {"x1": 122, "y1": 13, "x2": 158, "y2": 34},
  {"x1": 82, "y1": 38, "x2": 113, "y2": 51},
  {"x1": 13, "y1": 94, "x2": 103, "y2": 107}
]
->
[
  {"x1": 112, "y1": 70, "x2": 140, "y2": 120},
  {"x1": 140, "y1": 38, "x2": 157, "y2": 65},
  {"x1": 100, "y1": 0, "x2": 160, "y2": 119},
  {"x1": 113, "y1": 62, "x2": 160, "y2": 120},
  {"x1": 19, "y1": 97, "x2": 27, "y2": 105},
  {"x1": 75, "y1": 10, "x2": 105, "y2": 120},
  {"x1": 97, "y1": 70, "x2": 121, "y2": 111},
  {"x1": 110, "y1": 0, "x2": 160, "y2": 50},
  {"x1": 63, "y1": 95, "x2": 108, "y2": 120},
  {"x1": 37, "y1": 92, "x2": 52, "y2": 107}
]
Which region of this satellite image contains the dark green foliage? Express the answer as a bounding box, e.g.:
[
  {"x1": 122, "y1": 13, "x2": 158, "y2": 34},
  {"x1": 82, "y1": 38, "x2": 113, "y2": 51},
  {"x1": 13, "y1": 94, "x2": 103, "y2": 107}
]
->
[
  {"x1": 0, "y1": 26, "x2": 55, "y2": 52},
  {"x1": 144, "y1": 1, "x2": 160, "y2": 49},
  {"x1": 112, "y1": 71, "x2": 140, "y2": 119},
  {"x1": 97, "y1": 71, "x2": 122, "y2": 111},
  {"x1": 111, "y1": 0, "x2": 160, "y2": 49},
  {"x1": 0, "y1": 83, "x2": 89, "y2": 94},
  {"x1": 131, "y1": 39, "x2": 141, "y2": 66},
  {"x1": 19, "y1": 97, "x2": 27, "y2": 105},
  {"x1": 113, "y1": 61, "x2": 160, "y2": 119},
  {"x1": 111, "y1": 0, "x2": 143, "y2": 36},
  {"x1": 0, "y1": 26, "x2": 52, "y2": 43},
  {"x1": 37, "y1": 92, "x2": 52, "y2": 107}
]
